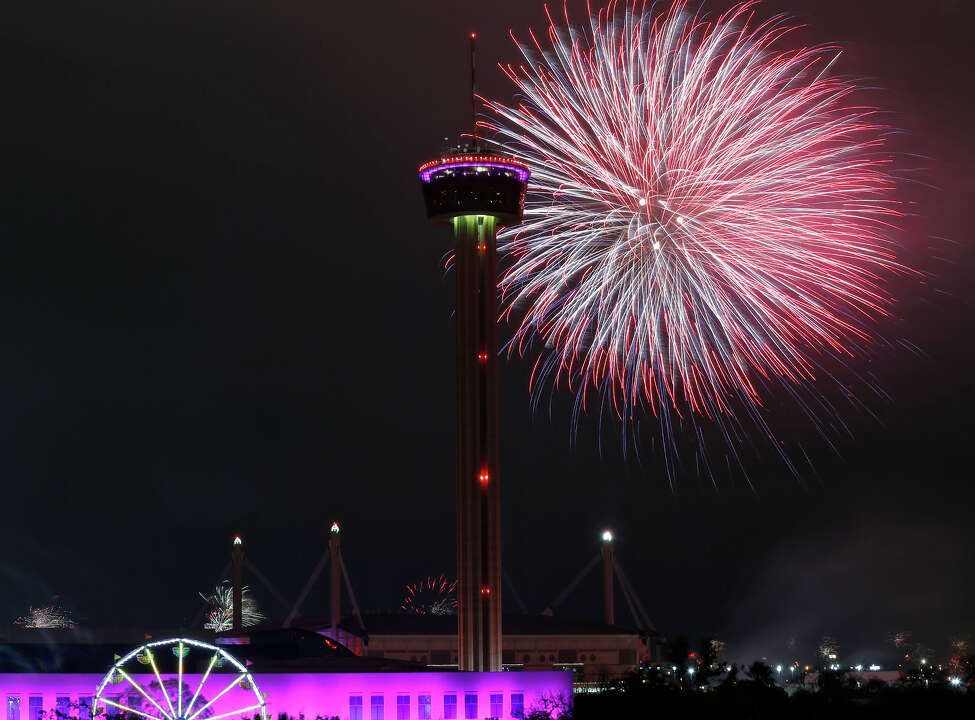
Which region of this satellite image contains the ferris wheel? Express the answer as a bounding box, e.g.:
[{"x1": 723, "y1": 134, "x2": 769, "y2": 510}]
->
[{"x1": 94, "y1": 638, "x2": 267, "y2": 720}]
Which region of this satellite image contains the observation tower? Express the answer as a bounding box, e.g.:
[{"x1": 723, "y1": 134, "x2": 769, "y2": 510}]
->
[{"x1": 417, "y1": 34, "x2": 529, "y2": 672}]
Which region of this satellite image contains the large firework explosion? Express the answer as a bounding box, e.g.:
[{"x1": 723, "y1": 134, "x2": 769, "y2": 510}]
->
[
  {"x1": 199, "y1": 582, "x2": 265, "y2": 631},
  {"x1": 484, "y1": 1, "x2": 905, "y2": 482},
  {"x1": 401, "y1": 575, "x2": 459, "y2": 615},
  {"x1": 13, "y1": 602, "x2": 76, "y2": 629}
]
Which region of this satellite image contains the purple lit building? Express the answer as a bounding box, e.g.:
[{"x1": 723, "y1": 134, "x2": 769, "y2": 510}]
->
[
  {"x1": 0, "y1": 671, "x2": 570, "y2": 720},
  {"x1": 0, "y1": 634, "x2": 572, "y2": 720}
]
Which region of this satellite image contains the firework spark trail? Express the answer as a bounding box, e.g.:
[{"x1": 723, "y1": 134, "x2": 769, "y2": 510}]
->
[{"x1": 483, "y1": 1, "x2": 907, "y2": 483}]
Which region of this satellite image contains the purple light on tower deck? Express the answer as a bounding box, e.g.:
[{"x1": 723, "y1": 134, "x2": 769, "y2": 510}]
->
[{"x1": 418, "y1": 157, "x2": 530, "y2": 183}]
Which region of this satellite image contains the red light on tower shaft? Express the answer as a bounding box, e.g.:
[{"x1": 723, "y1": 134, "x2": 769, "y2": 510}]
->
[{"x1": 478, "y1": 469, "x2": 490, "y2": 487}]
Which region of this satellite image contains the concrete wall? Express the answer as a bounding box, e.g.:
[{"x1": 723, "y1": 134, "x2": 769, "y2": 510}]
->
[{"x1": 364, "y1": 633, "x2": 642, "y2": 681}]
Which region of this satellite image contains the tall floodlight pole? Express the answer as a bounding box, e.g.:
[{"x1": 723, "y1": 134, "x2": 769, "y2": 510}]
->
[
  {"x1": 231, "y1": 535, "x2": 244, "y2": 631},
  {"x1": 601, "y1": 530, "x2": 615, "y2": 625},
  {"x1": 418, "y1": 33, "x2": 529, "y2": 672}
]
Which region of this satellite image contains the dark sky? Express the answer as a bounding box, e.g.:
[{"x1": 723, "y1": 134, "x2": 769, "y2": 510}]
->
[{"x1": 1, "y1": 0, "x2": 973, "y2": 664}]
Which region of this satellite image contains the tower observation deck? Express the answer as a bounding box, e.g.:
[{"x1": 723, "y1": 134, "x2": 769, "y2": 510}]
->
[{"x1": 419, "y1": 143, "x2": 529, "y2": 672}]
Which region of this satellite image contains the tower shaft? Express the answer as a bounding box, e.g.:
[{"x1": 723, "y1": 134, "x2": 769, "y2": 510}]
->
[
  {"x1": 419, "y1": 147, "x2": 527, "y2": 671},
  {"x1": 453, "y1": 214, "x2": 502, "y2": 672}
]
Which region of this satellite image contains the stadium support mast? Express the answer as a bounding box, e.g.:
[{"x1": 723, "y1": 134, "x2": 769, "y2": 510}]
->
[
  {"x1": 232, "y1": 535, "x2": 244, "y2": 631},
  {"x1": 329, "y1": 522, "x2": 342, "y2": 639},
  {"x1": 601, "y1": 530, "x2": 615, "y2": 625}
]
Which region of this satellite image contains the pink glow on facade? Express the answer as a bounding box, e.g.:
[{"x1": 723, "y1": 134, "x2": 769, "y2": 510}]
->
[{"x1": 0, "y1": 672, "x2": 571, "y2": 720}]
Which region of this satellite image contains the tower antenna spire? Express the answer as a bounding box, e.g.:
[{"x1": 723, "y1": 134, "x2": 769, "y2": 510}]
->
[{"x1": 470, "y1": 31, "x2": 478, "y2": 149}]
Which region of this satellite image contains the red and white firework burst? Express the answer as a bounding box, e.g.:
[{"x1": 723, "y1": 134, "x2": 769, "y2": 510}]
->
[
  {"x1": 484, "y1": 1, "x2": 906, "y2": 480},
  {"x1": 401, "y1": 575, "x2": 459, "y2": 615}
]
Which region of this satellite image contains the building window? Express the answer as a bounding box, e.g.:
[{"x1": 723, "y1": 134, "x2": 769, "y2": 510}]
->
[
  {"x1": 7, "y1": 697, "x2": 21, "y2": 720},
  {"x1": 523, "y1": 655, "x2": 530, "y2": 664},
  {"x1": 78, "y1": 698, "x2": 92, "y2": 720},
  {"x1": 350, "y1": 696, "x2": 363, "y2": 720},
  {"x1": 370, "y1": 696, "x2": 384, "y2": 720},
  {"x1": 464, "y1": 695, "x2": 477, "y2": 720},
  {"x1": 511, "y1": 694, "x2": 524, "y2": 720},
  {"x1": 489, "y1": 695, "x2": 503, "y2": 719},
  {"x1": 443, "y1": 695, "x2": 456, "y2": 720},
  {"x1": 418, "y1": 696, "x2": 431, "y2": 720},
  {"x1": 56, "y1": 698, "x2": 71, "y2": 720},
  {"x1": 396, "y1": 696, "x2": 409, "y2": 720},
  {"x1": 28, "y1": 698, "x2": 42, "y2": 720}
]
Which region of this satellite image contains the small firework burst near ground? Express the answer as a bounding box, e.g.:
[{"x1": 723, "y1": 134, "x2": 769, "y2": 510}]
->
[
  {"x1": 199, "y1": 582, "x2": 265, "y2": 630},
  {"x1": 484, "y1": 1, "x2": 907, "y2": 483},
  {"x1": 14, "y1": 603, "x2": 75, "y2": 629},
  {"x1": 401, "y1": 575, "x2": 459, "y2": 615}
]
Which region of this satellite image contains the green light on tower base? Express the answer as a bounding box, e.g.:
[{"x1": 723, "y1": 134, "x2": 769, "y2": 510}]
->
[{"x1": 452, "y1": 214, "x2": 497, "y2": 248}]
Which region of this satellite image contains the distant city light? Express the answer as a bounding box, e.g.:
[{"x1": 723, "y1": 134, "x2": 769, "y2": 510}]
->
[
  {"x1": 687, "y1": 667, "x2": 695, "y2": 676},
  {"x1": 855, "y1": 664, "x2": 863, "y2": 672},
  {"x1": 950, "y1": 676, "x2": 962, "y2": 687},
  {"x1": 869, "y1": 664, "x2": 881, "y2": 671},
  {"x1": 775, "y1": 665, "x2": 782, "y2": 673}
]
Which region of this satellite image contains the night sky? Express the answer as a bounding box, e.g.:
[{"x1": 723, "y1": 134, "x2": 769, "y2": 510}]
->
[{"x1": 2, "y1": 0, "x2": 973, "y2": 663}]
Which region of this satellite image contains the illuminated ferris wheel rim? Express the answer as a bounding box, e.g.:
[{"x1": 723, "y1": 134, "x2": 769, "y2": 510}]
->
[
  {"x1": 93, "y1": 637, "x2": 267, "y2": 720},
  {"x1": 418, "y1": 154, "x2": 531, "y2": 183}
]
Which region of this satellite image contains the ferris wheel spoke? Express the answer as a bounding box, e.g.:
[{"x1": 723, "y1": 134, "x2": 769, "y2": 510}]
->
[
  {"x1": 145, "y1": 649, "x2": 178, "y2": 719},
  {"x1": 205, "y1": 705, "x2": 263, "y2": 720},
  {"x1": 98, "y1": 698, "x2": 167, "y2": 720},
  {"x1": 116, "y1": 669, "x2": 174, "y2": 720},
  {"x1": 177, "y1": 641, "x2": 184, "y2": 718},
  {"x1": 186, "y1": 673, "x2": 247, "y2": 720},
  {"x1": 184, "y1": 653, "x2": 220, "y2": 718}
]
